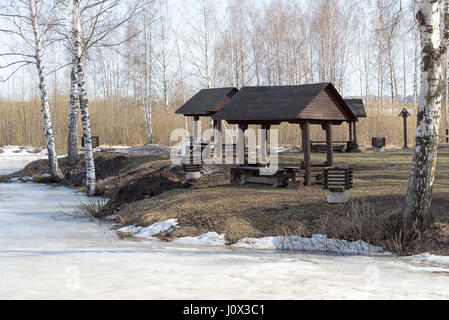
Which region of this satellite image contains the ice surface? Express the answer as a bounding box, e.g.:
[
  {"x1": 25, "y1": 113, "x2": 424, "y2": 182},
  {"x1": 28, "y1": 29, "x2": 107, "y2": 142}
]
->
[
  {"x1": 0, "y1": 146, "x2": 48, "y2": 176},
  {"x1": 1, "y1": 166, "x2": 449, "y2": 299}
]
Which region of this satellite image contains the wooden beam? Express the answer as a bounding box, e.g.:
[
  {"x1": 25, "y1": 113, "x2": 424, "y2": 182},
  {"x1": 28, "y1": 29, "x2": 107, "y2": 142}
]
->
[
  {"x1": 303, "y1": 121, "x2": 312, "y2": 186},
  {"x1": 326, "y1": 122, "x2": 334, "y2": 166}
]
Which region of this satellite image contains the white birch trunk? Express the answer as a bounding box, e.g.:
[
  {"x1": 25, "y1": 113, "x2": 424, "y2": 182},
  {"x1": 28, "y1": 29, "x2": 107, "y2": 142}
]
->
[
  {"x1": 29, "y1": 0, "x2": 63, "y2": 182},
  {"x1": 402, "y1": 0, "x2": 448, "y2": 239},
  {"x1": 142, "y1": 0, "x2": 153, "y2": 145},
  {"x1": 67, "y1": 59, "x2": 79, "y2": 166},
  {"x1": 73, "y1": 0, "x2": 96, "y2": 196}
]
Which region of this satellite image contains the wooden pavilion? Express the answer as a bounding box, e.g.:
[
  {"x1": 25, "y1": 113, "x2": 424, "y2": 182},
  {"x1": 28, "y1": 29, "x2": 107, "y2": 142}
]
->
[
  {"x1": 344, "y1": 99, "x2": 367, "y2": 153},
  {"x1": 175, "y1": 87, "x2": 238, "y2": 143},
  {"x1": 212, "y1": 83, "x2": 357, "y2": 186}
]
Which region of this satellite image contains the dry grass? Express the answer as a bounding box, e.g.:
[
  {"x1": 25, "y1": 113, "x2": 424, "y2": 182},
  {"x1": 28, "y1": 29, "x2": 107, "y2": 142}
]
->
[
  {"x1": 77, "y1": 198, "x2": 108, "y2": 220},
  {"x1": 128, "y1": 149, "x2": 449, "y2": 254},
  {"x1": 2, "y1": 96, "x2": 448, "y2": 153},
  {"x1": 0, "y1": 95, "x2": 186, "y2": 153}
]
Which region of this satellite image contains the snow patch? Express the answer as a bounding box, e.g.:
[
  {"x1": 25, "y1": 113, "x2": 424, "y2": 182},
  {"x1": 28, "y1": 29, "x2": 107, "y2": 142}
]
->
[
  {"x1": 410, "y1": 253, "x2": 449, "y2": 267},
  {"x1": 0, "y1": 146, "x2": 46, "y2": 155},
  {"x1": 173, "y1": 232, "x2": 228, "y2": 246},
  {"x1": 103, "y1": 144, "x2": 172, "y2": 155},
  {"x1": 118, "y1": 219, "x2": 179, "y2": 239},
  {"x1": 233, "y1": 234, "x2": 384, "y2": 256},
  {"x1": 8, "y1": 176, "x2": 34, "y2": 184}
]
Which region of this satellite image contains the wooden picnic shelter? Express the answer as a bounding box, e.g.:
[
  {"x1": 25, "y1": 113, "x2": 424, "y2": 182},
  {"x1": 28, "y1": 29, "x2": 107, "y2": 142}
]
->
[
  {"x1": 175, "y1": 87, "x2": 238, "y2": 155},
  {"x1": 344, "y1": 99, "x2": 367, "y2": 152},
  {"x1": 212, "y1": 83, "x2": 357, "y2": 187}
]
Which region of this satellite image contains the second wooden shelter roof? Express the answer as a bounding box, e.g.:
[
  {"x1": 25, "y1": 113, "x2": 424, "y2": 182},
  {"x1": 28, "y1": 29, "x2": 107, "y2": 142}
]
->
[
  {"x1": 344, "y1": 99, "x2": 367, "y2": 118},
  {"x1": 175, "y1": 87, "x2": 238, "y2": 117},
  {"x1": 212, "y1": 83, "x2": 357, "y2": 124}
]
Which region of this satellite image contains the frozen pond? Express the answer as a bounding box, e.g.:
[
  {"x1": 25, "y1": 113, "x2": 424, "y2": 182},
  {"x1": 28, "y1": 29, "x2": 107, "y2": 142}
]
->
[
  {"x1": 0, "y1": 147, "x2": 47, "y2": 176},
  {"x1": 0, "y1": 183, "x2": 449, "y2": 299}
]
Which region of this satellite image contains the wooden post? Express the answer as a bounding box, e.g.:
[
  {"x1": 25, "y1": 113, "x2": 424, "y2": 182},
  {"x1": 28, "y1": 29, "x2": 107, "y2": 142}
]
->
[
  {"x1": 260, "y1": 124, "x2": 267, "y2": 164},
  {"x1": 216, "y1": 120, "x2": 223, "y2": 160},
  {"x1": 353, "y1": 122, "x2": 358, "y2": 145},
  {"x1": 266, "y1": 124, "x2": 271, "y2": 163},
  {"x1": 300, "y1": 124, "x2": 306, "y2": 152},
  {"x1": 349, "y1": 121, "x2": 353, "y2": 143},
  {"x1": 326, "y1": 122, "x2": 333, "y2": 166},
  {"x1": 303, "y1": 121, "x2": 312, "y2": 186},
  {"x1": 403, "y1": 116, "x2": 408, "y2": 149},
  {"x1": 237, "y1": 124, "x2": 247, "y2": 165},
  {"x1": 193, "y1": 116, "x2": 200, "y2": 145},
  {"x1": 399, "y1": 108, "x2": 411, "y2": 149},
  {"x1": 212, "y1": 119, "x2": 218, "y2": 142}
]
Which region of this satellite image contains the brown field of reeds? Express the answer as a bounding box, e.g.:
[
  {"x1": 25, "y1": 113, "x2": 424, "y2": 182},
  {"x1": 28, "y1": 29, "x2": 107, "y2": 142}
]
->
[{"x1": 1, "y1": 95, "x2": 447, "y2": 153}]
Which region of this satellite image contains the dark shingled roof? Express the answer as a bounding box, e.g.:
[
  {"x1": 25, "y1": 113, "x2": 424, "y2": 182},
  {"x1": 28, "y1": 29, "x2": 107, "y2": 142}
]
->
[
  {"x1": 344, "y1": 99, "x2": 367, "y2": 118},
  {"x1": 175, "y1": 87, "x2": 238, "y2": 116},
  {"x1": 213, "y1": 83, "x2": 356, "y2": 123}
]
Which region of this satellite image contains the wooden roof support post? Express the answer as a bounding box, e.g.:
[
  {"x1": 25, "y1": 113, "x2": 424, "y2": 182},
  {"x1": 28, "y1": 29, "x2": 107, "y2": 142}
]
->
[
  {"x1": 215, "y1": 120, "x2": 223, "y2": 160},
  {"x1": 348, "y1": 121, "x2": 353, "y2": 143},
  {"x1": 212, "y1": 119, "x2": 218, "y2": 143},
  {"x1": 237, "y1": 123, "x2": 247, "y2": 165},
  {"x1": 303, "y1": 121, "x2": 312, "y2": 186},
  {"x1": 193, "y1": 116, "x2": 200, "y2": 145},
  {"x1": 326, "y1": 122, "x2": 334, "y2": 166},
  {"x1": 266, "y1": 124, "x2": 271, "y2": 164},
  {"x1": 300, "y1": 124, "x2": 306, "y2": 153},
  {"x1": 353, "y1": 122, "x2": 358, "y2": 145},
  {"x1": 260, "y1": 124, "x2": 270, "y2": 164}
]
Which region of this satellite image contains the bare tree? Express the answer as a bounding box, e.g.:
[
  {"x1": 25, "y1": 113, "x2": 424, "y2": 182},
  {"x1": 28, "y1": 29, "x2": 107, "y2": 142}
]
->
[
  {"x1": 155, "y1": 0, "x2": 172, "y2": 109},
  {"x1": 63, "y1": 0, "x2": 140, "y2": 168},
  {"x1": 64, "y1": 0, "x2": 140, "y2": 195},
  {"x1": 0, "y1": 0, "x2": 64, "y2": 181},
  {"x1": 186, "y1": 0, "x2": 215, "y2": 89},
  {"x1": 137, "y1": 0, "x2": 157, "y2": 145}
]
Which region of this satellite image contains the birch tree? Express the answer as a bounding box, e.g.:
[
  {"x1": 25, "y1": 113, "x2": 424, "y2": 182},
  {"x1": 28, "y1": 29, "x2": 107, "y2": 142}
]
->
[
  {"x1": 401, "y1": 0, "x2": 449, "y2": 240},
  {"x1": 155, "y1": 0, "x2": 171, "y2": 109},
  {"x1": 139, "y1": 0, "x2": 155, "y2": 144},
  {"x1": 64, "y1": 0, "x2": 140, "y2": 168},
  {"x1": 69, "y1": 0, "x2": 96, "y2": 195},
  {"x1": 186, "y1": 0, "x2": 215, "y2": 89},
  {"x1": 65, "y1": 0, "x2": 139, "y2": 195},
  {"x1": 0, "y1": 0, "x2": 64, "y2": 181}
]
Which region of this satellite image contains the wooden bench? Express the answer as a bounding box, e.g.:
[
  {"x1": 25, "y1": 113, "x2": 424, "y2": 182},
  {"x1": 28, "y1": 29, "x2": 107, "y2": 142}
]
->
[
  {"x1": 233, "y1": 166, "x2": 289, "y2": 188},
  {"x1": 182, "y1": 149, "x2": 203, "y2": 172},
  {"x1": 310, "y1": 141, "x2": 346, "y2": 153},
  {"x1": 183, "y1": 163, "x2": 203, "y2": 172},
  {"x1": 283, "y1": 165, "x2": 328, "y2": 186}
]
